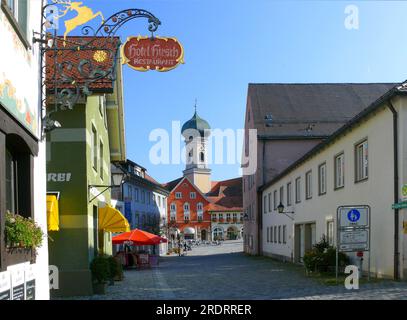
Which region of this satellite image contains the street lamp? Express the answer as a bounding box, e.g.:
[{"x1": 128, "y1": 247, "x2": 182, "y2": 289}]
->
[
  {"x1": 277, "y1": 203, "x2": 295, "y2": 221},
  {"x1": 88, "y1": 169, "x2": 127, "y2": 203}
]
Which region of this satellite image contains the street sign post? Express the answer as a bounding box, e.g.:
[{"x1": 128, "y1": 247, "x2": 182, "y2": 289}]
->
[{"x1": 336, "y1": 205, "x2": 371, "y2": 283}]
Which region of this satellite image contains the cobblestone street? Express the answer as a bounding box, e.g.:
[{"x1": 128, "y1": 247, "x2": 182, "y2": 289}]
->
[{"x1": 71, "y1": 241, "x2": 407, "y2": 300}]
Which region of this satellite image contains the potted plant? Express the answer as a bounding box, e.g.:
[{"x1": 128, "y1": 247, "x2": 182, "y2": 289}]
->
[
  {"x1": 90, "y1": 255, "x2": 110, "y2": 295},
  {"x1": 106, "y1": 256, "x2": 123, "y2": 284},
  {"x1": 5, "y1": 212, "x2": 44, "y2": 264}
]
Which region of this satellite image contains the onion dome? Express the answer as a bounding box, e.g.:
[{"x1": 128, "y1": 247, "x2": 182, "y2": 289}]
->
[{"x1": 181, "y1": 111, "x2": 211, "y2": 137}]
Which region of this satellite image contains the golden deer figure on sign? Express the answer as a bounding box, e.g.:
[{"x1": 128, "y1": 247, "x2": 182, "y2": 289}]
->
[{"x1": 53, "y1": 0, "x2": 105, "y2": 45}]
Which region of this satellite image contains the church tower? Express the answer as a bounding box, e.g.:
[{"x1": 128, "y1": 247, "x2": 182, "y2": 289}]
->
[{"x1": 181, "y1": 107, "x2": 212, "y2": 193}]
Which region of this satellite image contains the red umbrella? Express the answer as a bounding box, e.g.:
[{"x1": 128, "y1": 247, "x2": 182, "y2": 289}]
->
[{"x1": 112, "y1": 229, "x2": 167, "y2": 245}]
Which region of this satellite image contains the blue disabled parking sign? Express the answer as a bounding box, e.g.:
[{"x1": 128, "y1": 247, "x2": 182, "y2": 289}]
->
[{"x1": 347, "y1": 209, "x2": 361, "y2": 223}]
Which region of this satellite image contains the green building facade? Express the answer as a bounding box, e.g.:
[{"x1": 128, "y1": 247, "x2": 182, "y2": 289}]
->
[{"x1": 46, "y1": 41, "x2": 126, "y2": 297}]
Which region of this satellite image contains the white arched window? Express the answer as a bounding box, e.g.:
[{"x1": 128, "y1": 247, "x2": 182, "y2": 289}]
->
[
  {"x1": 170, "y1": 203, "x2": 176, "y2": 212},
  {"x1": 184, "y1": 202, "x2": 190, "y2": 212}
]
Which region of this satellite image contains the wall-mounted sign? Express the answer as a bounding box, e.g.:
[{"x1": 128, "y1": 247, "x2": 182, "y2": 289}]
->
[
  {"x1": 122, "y1": 36, "x2": 184, "y2": 72},
  {"x1": 0, "y1": 271, "x2": 11, "y2": 300},
  {"x1": 25, "y1": 265, "x2": 36, "y2": 301},
  {"x1": 10, "y1": 268, "x2": 25, "y2": 300}
]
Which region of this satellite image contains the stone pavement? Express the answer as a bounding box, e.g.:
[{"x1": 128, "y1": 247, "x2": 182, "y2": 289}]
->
[{"x1": 68, "y1": 241, "x2": 407, "y2": 300}]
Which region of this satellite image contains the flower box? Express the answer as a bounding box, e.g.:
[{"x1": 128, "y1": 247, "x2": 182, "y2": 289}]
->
[{"x1": 5, "y1": 247, "x2": 36, "y2": 266}]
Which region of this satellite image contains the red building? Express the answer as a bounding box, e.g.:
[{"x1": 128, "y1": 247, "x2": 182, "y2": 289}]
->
[{"x1": 164, "y1": 111, "x2": 243, "y2": 241}]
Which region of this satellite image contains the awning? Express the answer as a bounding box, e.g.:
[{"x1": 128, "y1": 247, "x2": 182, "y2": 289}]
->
[
  {"x1": 112, "y1": 229, "x2": 167, "y2": 245},
  {"x1": 184, "y1": 227, "x2": 195, "y2": 235},
  {"x1": 98, "y1": 205, "x2": 130, "y2": 233},
  {"x1": 46, "y1": 195, "x2": 60, "y2": 232}
]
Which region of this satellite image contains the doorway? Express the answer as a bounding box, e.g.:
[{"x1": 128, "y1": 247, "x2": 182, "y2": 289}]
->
[
  {"x1": 294, "y1": 223, "x2": 316, "y2": 263},
  {"x1": 201, "y1": 229, "x2": 207, "y2": 241}
]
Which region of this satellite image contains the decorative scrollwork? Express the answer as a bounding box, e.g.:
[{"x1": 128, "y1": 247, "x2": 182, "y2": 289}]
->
[{"x1": 39, "y1": 2, "x2": 161, "y2": 128}]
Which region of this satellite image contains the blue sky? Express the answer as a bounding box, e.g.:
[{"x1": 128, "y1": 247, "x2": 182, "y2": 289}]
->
[{"x1": 64, "y1": 0, "x2": 407, "y2": 183}]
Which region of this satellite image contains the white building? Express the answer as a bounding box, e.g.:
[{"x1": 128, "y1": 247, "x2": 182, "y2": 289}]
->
[
  {"x1": 261, "y1": 83, "x2": 407, "y2": 279},
  {"x1": 0, "y1": 0, "x2": 49, "y2": 299}
]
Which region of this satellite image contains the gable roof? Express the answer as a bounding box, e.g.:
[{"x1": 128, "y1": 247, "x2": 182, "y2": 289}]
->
[
  {"x1": 207, "y1": 178, "x2": 243, "y2": 212},
  {"x1": 259, "y1": 81, "x2": 407, "y2": 192},
  {"x1": 248, "y1": 83, "x2": 397, "y2": 138},
  {"x1": 46, "y1": 36, "x2": 121, "y2": 92}
]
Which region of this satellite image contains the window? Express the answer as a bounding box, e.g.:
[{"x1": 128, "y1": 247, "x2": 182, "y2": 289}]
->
[
  {"x1": 355, "y1": 140, "x2": 368, "y2": 182},
  {"x1": 190, "y1": 192, "x2": 196, "y2": 199},
  {"x1": 170, "y1": 203, "x2": 176, "y2": 212},
  {"x1": 318, "y1": 163, "x2": 326, "y2": 195},
  {"x1": 279, "y1": 187, "x2": 284, "y2": 207},
  {"x1": 295, "y1": 177, "x2": 301, "y2": 203},
  {"x1": 200, "y1": 152, "x2": 205, "y2": 162},
  {"x1": 147, "y1": 192, "x2": 151, "y2": 205},
  {"x1": 226, "y1": 213, "x2": 231, "y2": 221},
  {"x1": 267, "y1": 227, "x2": 270, "y2": 243},
  {"x1": 184, "y1": 203, "x2": 190, "y2": 213},
  {"x1": 268, "y1": 193, "x2": 272, "y2": 213},
  {"x1": 127, "y1": 185, "x2": 133, "y2": 200},
  {"x1": 197, "y1": 202, "x2": 203, "y2": 215},
  {"x1": 219, "y1": 213, "x2": 224, "y2": 221},
  {"x1": 5, "y1": 149, "x2": 16, "y2": 213},
  {"x1": 283, "y1": 225, "x2": 287, "y2": 244},
  {"x1": 141, "y1": 190, "x2": 145, "y2": 203},
  {"x1": 278, "y1": 226, "x2": 281, "y2": 244},
  {"x1": 263, "y1": 196, "x2": 267, "y2": 214},
  {"x1": 327, "y1": 221, "x2": 334, "y2": 245},
  {"x1": 273, "y1": 190, "x2": 277, "y2": 210},
  {"x1": 233, "y1": 213, "x2": 237, "y2": 221},
  {"x1": 175, "y1": 192, "x2": 182, "y2": 199},
  {"x1": 274, "y1": 226, "x2": 277, "y2": 243},
  {"x1": 287, "y1": 182, "x2": 292, "y2": 206},
  {"x1": 334, "y1": 153, "x2": 345, "y2": 189},
  {"x1": 99, "y1": 140, "x2": 104, "y2": 180},
  {"x1": 270, "y1": 226, "x2": 273, "y2": 243},
  {"x1": 305, "y1": 171, "x2": 312, "y2": 199},
  {"x1": 92, "y1": 126, "x2": 97, "y2": 171},
  {"x1": 134, "y1": 188, "x2": 139, "y2": 202},
  {"x1": 4, "y1": 0, "x2": 29, "y2": 40}
]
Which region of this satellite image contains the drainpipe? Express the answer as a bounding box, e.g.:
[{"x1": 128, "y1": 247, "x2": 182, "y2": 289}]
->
[{"x1": 388, "y1": 100, "x2": 400, "y2": 280}]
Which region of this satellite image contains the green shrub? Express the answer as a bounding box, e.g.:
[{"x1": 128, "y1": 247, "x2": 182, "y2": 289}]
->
[
  {"x1": 303, "y1": 236, "x2": 350, "y2": 274},
  {"x1": 5, "y1": 212, "x2": 44, "y2": 249},
  {"x1": 90, "y1": 255, "x2": 110, "y2": 284}
]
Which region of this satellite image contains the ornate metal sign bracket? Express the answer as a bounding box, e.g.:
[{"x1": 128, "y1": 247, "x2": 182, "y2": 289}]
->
[{"x1": 35, "y1": 2, "x2": 161, "y2": 137}]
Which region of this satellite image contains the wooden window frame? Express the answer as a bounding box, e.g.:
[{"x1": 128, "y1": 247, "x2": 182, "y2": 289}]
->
[
  {"x1": 334, "y1": 152, "x2": 345, "y2": 190},
  {"x1": 318, "y1": 162, "x2": 327, "y2": 196},
  {"x1": 305, "y1": 170, "x2": 313, "y2": 200},
  {"x1": 355, "y1": 139, "x2": 369, "y2": 183}
]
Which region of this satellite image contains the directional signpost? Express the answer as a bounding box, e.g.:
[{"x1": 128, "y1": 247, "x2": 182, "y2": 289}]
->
[{"x1": 336, "y1": 206, "x2": 371, "y2": 282}]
